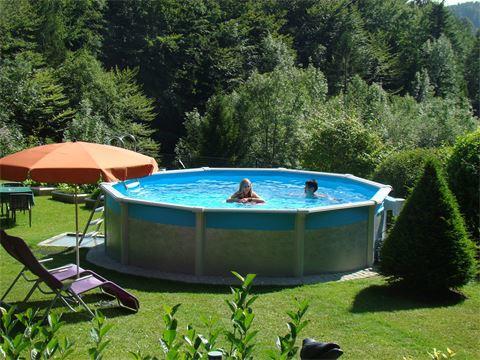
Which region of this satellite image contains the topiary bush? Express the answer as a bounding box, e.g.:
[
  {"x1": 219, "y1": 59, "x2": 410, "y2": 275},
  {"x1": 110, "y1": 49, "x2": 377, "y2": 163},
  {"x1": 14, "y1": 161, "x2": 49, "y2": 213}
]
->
[
  {"x1": 447, "y1": 130, "x2": 480, "y2": 243},
  {"x1": 372, "y1": 148, "x2": 451, "y2": 198},
  {"x1": 380, "y1": 159, "x2": 477, "y2": 293}
]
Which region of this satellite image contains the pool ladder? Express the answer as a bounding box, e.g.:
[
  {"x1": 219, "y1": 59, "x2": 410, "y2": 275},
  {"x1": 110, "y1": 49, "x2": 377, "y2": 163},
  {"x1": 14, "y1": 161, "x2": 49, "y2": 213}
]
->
[{"x1": 79, "y1": 196, "x2": 104, "y2": 246}]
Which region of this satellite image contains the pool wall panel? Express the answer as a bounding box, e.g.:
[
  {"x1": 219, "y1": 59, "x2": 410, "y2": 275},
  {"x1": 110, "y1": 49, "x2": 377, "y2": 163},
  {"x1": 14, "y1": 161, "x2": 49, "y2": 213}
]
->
[
  {"x1": 304, "y1": 221, "x2": 368, "y2": 274},
  {"x1": 204, "y1": 228, "x2": 295, "y2": 276},
  {"x1": 126, "y1": 218, "x2": 195, "y2": 273}
]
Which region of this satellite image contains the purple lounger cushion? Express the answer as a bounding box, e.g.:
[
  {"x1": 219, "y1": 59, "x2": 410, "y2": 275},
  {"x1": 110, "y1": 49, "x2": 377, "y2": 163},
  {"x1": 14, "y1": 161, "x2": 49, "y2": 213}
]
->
[
  {"x1": 101, "y1": 282, "x2": 139, "y2": 312},
  {"x1": 73, "y1": 271, "x2": 140, "y2": 312},
  {"x1": 50, "y1": 265, "x2": 86, "y2": 281}
]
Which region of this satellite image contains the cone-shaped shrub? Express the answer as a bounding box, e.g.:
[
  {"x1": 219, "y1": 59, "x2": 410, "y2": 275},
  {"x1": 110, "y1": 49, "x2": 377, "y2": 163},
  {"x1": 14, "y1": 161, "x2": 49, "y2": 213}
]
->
[
  {"x1": 380, "y1": 159, "x2": 477, "y2": 292},
  {"x1": 447, "y1": 130, "x2": 480, "y2": 243}
]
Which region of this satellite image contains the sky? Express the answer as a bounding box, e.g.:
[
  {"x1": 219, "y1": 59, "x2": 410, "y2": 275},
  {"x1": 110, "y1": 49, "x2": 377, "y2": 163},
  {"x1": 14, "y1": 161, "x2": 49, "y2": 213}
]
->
[{"x1": 444, "y1": 0, "x2": 479, "y2": 5}]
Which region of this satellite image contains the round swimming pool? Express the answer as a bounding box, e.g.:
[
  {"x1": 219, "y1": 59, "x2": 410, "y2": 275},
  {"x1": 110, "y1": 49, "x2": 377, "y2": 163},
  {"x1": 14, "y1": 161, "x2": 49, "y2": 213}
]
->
[{"x1": 100, "y1": 168, "x2": 391, "y2": 282}]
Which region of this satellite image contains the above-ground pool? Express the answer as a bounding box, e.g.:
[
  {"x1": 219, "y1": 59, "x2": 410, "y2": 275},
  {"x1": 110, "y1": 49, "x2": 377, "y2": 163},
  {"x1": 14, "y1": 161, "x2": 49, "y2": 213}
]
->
[{"x1": 100, "y1": 168, "x2": 392, "y2": 283}]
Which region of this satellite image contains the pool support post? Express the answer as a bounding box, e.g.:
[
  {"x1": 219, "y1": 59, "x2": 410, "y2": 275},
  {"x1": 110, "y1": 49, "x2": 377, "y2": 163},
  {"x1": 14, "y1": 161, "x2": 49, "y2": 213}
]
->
[
  {"x1": 195, "y1": 210, "x2": 205, "y2": 276},
  {"x1": 294, "y1": 210, "x2": 307, "y2": 278},
  {"x1": 120, "y1": 202, "x2": 129, "y2": 265},
  {"x1": 103, "y1": 195, "x2": 107, "y2": 250},
  {"x1": 366, "y1": 204, "x2": 375, "y2": 267}
]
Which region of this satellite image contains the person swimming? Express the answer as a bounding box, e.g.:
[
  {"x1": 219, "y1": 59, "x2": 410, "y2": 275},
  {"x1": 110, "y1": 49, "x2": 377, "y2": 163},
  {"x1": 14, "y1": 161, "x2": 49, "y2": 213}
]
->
[
  {"x1": 226, "y1": 178, "x2": 265, "y2": 204},
  {"x1": 304, "y1": 179, "x2": 327, "y2": 199}
]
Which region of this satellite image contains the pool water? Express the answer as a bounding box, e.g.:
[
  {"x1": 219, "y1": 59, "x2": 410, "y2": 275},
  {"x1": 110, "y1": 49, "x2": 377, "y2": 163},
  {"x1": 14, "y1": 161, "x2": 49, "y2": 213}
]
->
[{"x1": 115, "y1": 172, "x2": 377, "y2": 210}]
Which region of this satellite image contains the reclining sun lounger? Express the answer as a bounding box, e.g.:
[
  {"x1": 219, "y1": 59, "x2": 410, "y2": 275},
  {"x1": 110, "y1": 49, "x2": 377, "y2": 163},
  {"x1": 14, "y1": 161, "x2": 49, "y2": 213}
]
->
[
  {"x1": 1, "y1": 230, "x2": 87, "y2": 304},
  {"x1": 0, "y1": 230, "x2": 139, "y2": 318}
]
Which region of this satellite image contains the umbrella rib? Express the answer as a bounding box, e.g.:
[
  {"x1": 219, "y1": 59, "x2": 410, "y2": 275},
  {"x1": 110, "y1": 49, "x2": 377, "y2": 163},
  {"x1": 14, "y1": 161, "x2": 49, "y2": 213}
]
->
[{"x1": 79, "y1": 142, "x2": 103, "y2": 174}]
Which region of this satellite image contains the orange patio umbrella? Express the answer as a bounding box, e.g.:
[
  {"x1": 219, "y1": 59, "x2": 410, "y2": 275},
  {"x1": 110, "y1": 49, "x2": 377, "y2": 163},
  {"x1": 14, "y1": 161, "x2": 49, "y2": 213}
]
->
[
  {"x1": 0, "y1": 141, "x2": 158, "y2": 183},
  {"x1": 0, "y1": 141, "x2": 159, "y2": 275}
]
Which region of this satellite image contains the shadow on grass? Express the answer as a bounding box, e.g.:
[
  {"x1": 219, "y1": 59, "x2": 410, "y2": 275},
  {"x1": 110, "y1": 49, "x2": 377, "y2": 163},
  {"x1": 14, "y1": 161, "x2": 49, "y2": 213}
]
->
[
  {"x1": 0, "y1": 216, "x2": 18, "y2": 230},
  {"x1": 350, "y1": 282, "x2": 466, "y2": 313},
  {"x1": 4, "y1": 292, "x2": 138, "y2": 325},
  {"x1": 4, "y1": 244, "x2": 285, "y2": 325},
  {"x1": 32, "y1": 247, "x2": 290, "y2": 296},
  {"x1": 79, "y1": 204, "x2": 93, "y2": 211}
]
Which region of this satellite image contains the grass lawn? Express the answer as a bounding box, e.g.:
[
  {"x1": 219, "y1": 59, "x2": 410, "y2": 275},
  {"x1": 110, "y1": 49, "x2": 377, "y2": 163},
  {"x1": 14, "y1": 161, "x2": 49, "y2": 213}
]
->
[{"x1": 1, "y1": 196, "x2": 479, "y2": 359}]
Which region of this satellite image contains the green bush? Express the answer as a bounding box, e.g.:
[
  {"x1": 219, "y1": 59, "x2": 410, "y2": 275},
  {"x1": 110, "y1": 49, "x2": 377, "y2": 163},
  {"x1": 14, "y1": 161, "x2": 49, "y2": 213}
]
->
[
  {"x1": 89, "y1": 187, "x2": 102, "y2": 200},
  {"x1": 176, "y1": 65, "x2": 328, "y2": 167},
  {"x1": 0, "y1": 307, "x2": 74, "y2": 359},
  {"x1": 373, "y1": 148, "x2": 451, "y2": 198},
  {"x1": 380, "y1": 160, "x2": 477, "y2": 293},
  {"x1": 343, "y1": 77, "x2": 477, "y2": 151},
  {"x1": 0, "y1": 54, "x2": 74, "y2": 144},
  {"x1": 447, "y1": 130, "x2": 480, "y2": 243},
  {"x1": 303, "y1": 115, "x2": 383, "y2": 178},
  {"x1": 56, "y1": 183, "x2": 96, "y2": 194},
  {"x1": 58, "y1": 51, "x2": 160, "y2": 157}
]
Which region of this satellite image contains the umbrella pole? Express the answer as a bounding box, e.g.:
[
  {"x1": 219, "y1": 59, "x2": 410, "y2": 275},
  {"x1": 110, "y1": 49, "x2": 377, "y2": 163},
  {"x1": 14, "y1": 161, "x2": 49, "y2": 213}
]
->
[{"x1": 75, "y1": 185, "x2": 80, "y2": 277}]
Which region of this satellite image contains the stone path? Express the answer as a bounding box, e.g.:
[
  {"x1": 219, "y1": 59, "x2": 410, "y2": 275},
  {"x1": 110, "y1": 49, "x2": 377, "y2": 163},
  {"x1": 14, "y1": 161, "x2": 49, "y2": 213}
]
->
[{"x1": 87, "y1": 245, "x2": 379, "y2": 286}]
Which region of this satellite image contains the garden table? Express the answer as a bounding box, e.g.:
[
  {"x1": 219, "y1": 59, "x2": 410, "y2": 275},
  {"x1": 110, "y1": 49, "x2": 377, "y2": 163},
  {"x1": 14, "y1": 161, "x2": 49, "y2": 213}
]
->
[{"x1": 0, "y1": 186, "x2": 34, "y2": 220}]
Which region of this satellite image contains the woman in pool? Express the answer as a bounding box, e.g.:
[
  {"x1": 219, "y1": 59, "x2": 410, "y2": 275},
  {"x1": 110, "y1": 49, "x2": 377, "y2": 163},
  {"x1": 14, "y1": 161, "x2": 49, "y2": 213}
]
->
[{"x1": 226, "y1": 178, "x2": 265, "y2": 204}]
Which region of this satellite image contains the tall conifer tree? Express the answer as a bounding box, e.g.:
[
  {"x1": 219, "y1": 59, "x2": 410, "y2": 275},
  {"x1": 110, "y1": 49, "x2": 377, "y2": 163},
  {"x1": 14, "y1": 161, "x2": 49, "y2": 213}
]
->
[{"x1": 381, "y1": 159, "x2": 477, "y2": 293}]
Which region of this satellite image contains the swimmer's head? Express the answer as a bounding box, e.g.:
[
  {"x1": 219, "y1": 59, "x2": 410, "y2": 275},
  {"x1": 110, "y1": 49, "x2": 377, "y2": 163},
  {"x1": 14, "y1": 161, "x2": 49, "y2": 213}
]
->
[{"x1": 305, "y1": 179, "x2": 318, "y2": 196}]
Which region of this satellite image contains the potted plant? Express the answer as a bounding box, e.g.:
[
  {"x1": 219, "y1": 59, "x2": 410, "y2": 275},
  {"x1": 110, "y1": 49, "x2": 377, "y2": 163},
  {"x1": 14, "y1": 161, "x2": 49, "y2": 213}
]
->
[
  {"x1": 85, "y1": 188, "x2": 104, "y2": 209},
  {"x1": 24, "y1": 179, "x2": 57, "y2": 196},
  {"x1": 51, "y1": 184, "x2": 89, "y2": 204}
]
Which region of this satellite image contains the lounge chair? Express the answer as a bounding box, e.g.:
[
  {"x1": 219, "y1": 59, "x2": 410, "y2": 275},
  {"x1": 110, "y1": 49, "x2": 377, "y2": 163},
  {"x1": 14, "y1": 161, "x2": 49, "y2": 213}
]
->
[
  {"x1": 0, "y1": 230, "x2": 139, "y2": 318},
  {"x1": 1, "y1": 227, "x2": 88, "y2": 304}
]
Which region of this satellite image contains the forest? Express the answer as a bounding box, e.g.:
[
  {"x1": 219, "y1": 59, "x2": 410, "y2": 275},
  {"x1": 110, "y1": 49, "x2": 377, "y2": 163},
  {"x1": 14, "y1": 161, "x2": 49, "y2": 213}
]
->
[
  {"x1": 0, "y1": 0, "x2": 478, "y2": 170},
  {"x1": 450, "y1": 1, "x2": 480, "y2": 30}
]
